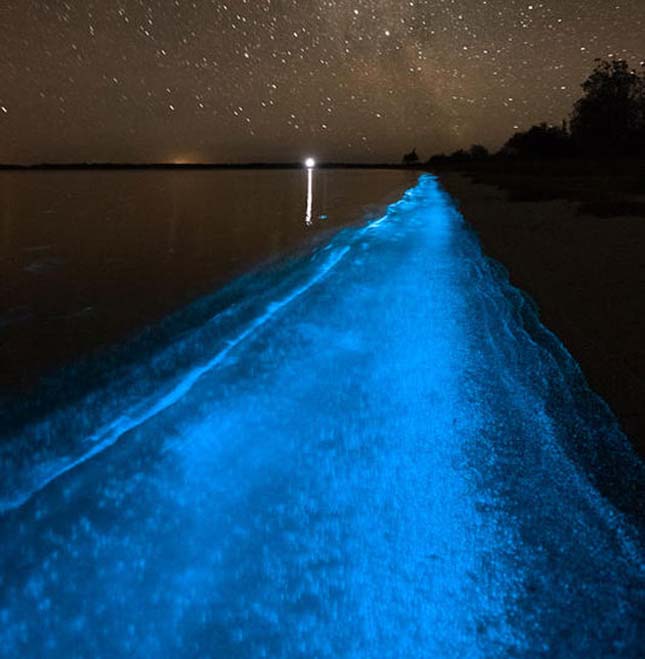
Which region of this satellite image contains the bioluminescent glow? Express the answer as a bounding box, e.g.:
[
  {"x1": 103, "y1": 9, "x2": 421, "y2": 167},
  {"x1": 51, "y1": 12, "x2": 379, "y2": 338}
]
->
[{"x1": 0, "y1": 176, "x2": 642, "y2": 658}]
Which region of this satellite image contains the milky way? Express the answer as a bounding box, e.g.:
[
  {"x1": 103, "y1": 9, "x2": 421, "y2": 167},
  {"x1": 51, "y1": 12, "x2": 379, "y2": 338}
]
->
[{"x1": 0, "y1": 1, "x2": 643, "y2": 163}]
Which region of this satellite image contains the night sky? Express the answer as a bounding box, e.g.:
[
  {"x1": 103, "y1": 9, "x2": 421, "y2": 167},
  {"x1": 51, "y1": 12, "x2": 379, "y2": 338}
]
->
[{"x1": 1, "y1": 1, "x2": 643, "y2": 164}]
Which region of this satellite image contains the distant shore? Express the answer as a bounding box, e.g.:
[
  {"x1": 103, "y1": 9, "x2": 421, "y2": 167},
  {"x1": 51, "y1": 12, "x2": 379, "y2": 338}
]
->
[
  {"x1": 0, "y1": 162, "x2": 424, "y2": 171},
  {"x1": 437, "y1": 160, "x2": 645, "y2": 457}
]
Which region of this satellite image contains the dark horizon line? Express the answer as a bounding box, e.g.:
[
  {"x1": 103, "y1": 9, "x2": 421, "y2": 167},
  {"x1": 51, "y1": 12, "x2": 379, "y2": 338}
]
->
[{"x1": 0, "y1": 161, "x2": 427, "y2": 171}]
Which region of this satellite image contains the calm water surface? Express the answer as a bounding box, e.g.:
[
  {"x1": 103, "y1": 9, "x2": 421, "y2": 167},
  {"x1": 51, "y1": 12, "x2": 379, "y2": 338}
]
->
[{"x1": 0, "y1": 168, "x2": 416, "y2": 388}]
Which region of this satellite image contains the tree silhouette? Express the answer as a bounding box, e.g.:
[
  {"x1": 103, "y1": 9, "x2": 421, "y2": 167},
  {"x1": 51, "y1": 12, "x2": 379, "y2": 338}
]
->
[
  {"x1": 426, "y1": 59, "x2": 645, "y2": 164},
  {"x1": 402, "y1": 148, "x2": 419, "y2": 165},
  {"x1": 570, "y1": 59, "x2": 645, "y2": 155},
  {"x1": 468, "y1": 144, "x2": 490, "y2": 160},
  {"x1": 501, "y1": 122, "x2": 572, "y2": 159},
  {"x1": 427, "y1": 144, "x2": 490, "y2": 165}
]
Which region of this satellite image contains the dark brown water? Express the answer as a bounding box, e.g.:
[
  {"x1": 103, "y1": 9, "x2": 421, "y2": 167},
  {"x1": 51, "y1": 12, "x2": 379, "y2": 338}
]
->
[{"x1": 0, "y1": 168, "x2": 417, "y2": 388}]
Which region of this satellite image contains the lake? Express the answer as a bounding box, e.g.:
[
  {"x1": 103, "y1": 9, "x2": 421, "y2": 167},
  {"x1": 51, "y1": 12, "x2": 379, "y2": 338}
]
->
[
  {"x1": 0, "y1": 172, "x2": 642, "y2": 657},
  {"x1": 0, "y1": 168, "x2": 417, "y2": 389}
]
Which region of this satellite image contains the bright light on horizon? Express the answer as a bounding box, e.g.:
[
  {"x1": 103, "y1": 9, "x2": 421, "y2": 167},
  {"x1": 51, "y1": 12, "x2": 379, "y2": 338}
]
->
[{"x1": 305, "y1": 162, "x2": 314, "y2": 225}]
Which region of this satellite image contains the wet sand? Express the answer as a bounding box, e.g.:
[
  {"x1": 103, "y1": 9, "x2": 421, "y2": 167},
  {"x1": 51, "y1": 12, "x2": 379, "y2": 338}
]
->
[{"x1": 439, "y1": 171, "x2": 645, "y2": 457}]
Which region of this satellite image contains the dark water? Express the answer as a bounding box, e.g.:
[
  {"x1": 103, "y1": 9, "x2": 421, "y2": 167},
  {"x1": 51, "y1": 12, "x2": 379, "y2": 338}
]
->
[
  {"x1": 0, "y1": 168, "x2": 416, "y2": 388},
  {"x1": 0, "y1": 175, "x2": 642, "y2": 657}
]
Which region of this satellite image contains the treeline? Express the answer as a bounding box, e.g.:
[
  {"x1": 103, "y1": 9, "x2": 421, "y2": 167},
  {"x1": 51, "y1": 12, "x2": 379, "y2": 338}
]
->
[{"x1": 419, "y1": 59, "x2": 645, "y2": 165}]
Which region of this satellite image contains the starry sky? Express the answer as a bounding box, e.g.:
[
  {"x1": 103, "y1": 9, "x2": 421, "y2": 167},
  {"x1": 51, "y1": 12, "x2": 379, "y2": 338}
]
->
[{"x1": 0, "y1": 1, "x2": 643, "y2": 164}]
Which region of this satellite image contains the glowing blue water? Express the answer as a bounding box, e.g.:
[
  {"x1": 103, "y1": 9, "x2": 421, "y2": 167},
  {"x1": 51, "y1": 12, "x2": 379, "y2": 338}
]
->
[{"x1": 0, "y1": 175, "x2": 643, "y2": 657}]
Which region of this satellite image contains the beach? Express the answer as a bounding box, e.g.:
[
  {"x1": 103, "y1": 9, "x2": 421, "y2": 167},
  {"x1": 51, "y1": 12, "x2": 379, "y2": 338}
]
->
[
  {"x1": 2, "y1": 176, "x2": 641, "y2": 656},
  {"x1": 438, "y1": 168, "x2": 645, "y2": 457}
]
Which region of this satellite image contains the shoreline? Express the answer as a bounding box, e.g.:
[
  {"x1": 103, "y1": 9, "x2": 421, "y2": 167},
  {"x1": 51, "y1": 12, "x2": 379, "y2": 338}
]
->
[{"x1": 438, "y1": 171, "x2": 645, "y2": 458}]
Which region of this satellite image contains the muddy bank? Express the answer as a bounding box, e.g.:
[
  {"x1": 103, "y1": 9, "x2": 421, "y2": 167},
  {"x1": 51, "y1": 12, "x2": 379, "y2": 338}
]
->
[{"x1": 439, "y1": 172, "x2": 645, "y2": 457}]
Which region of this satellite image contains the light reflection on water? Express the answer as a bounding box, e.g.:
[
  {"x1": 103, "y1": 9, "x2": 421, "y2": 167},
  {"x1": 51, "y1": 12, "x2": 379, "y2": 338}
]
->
[{"x1": 305, "y1": 166, "x2": 314, "y2": 226}]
